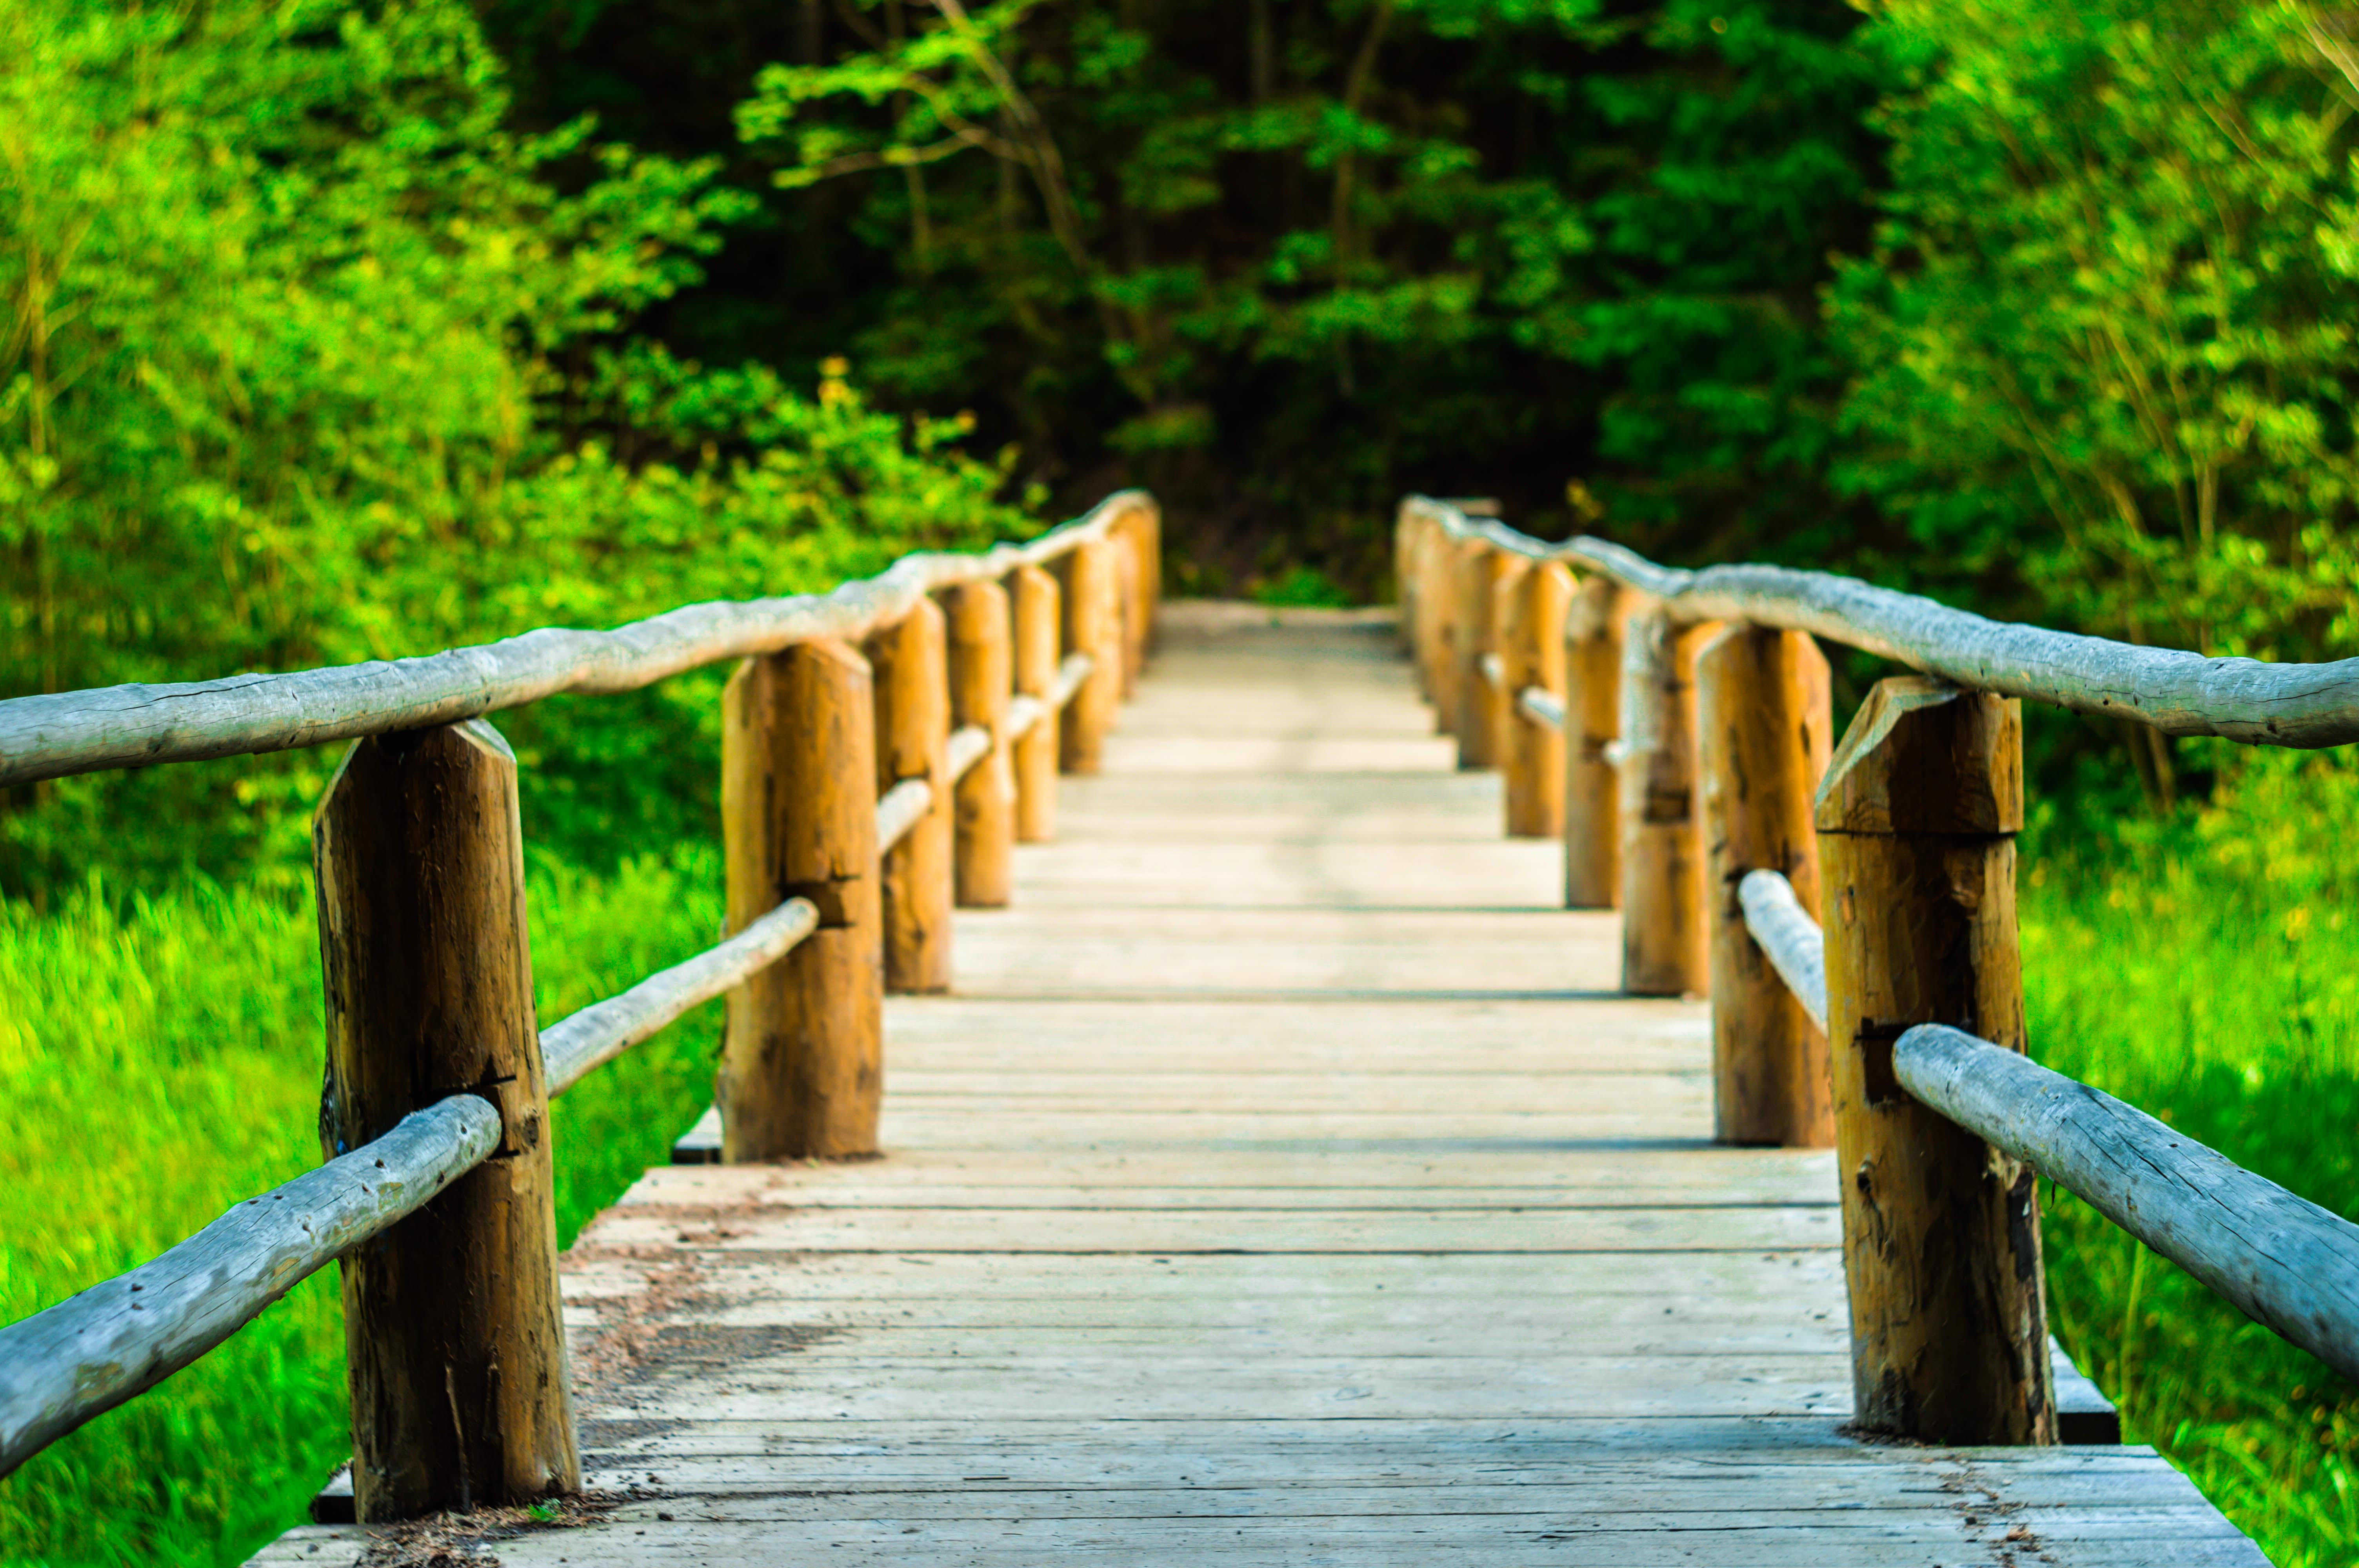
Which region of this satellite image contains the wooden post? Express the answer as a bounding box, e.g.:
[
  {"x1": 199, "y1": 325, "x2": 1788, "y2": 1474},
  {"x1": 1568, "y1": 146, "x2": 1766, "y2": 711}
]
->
[
  {"x1": 1502, "y1": 562, "x2": 1572, "y2": 838},
  {"x1": 1564, "y1": 578, "x2": 1628, "y2": 908},
  {"x1": 1698, "y1": 626, "x2": 1834, "y2": 1145},
  {"x1": 867, "y1": 600, "x2": 953, "y2": 993},
  {"x1": 945, "y1": 580, "x2": 1016, "y2": 907},
  {"x1": 1453, "y1": 539, "x2": 1506, "y2": 770},
  {"x1": 1119, "y1": 499, "x2": 1162, "y2": 657},
  {"x1": 718, "y1": 640, "x2": 884, "y2": 1160},
  {"x1": 1619, "y1": 609, "x2": 1716, "y2": 995},
  {"x1": 1010, "y1": 564, "x2": 1060, "y2": 842},
  {"x1": 313, "y1": 720, "x2": 578, "y2": 1521},
  {"x1": 1423, "y1": 524, "x2": 1461, "y2": 734},
  {"x1": 1058, "y1": 537, "x2": 1120, "y2": 774},
  {"x1": 1115, "y1": 528, "x2": 1144, "y2": 699},
  {"x1": 1817, "y1": 677, "x2": 2054, "y2": 1445}
]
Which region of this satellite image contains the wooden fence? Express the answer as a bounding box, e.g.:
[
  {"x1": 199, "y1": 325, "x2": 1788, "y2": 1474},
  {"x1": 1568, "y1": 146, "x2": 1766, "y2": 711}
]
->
[
  {"x1": 0, "y1": 492, "x2": 1161, "y2": 1517},
  {"x1": 1397, "y1": 495, "x2": 2359, "y2": 1446}
]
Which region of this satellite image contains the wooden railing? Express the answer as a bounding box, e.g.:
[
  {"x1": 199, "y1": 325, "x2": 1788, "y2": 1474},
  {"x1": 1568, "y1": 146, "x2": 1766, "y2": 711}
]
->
[
  {"x1": 0, "y1": 492, "x2": 1161, "y2": 1515},
  {"x1": 1397, "y1": 494, "x2": 2359, "y2": 1445}
]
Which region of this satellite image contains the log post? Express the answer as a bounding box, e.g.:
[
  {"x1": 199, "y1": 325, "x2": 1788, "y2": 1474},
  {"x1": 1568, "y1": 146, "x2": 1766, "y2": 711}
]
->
[
  {"x1": 1817, "y1": 677, "x2": 2054, "y2": 1445},
  {"x1": 1698, "y1": 626, "x2": 1834, "y2": 1145},
  {"x1": 1453, "y1": 539, "x2": 1507, "y2": 770},
  {"x1": 1010, "y1": 564, "x2": 1061, "y2": 841},
  {"x1": 1619, "y1": 609, "x2": 1716, "y2": 995},
  {"x1": 1120, "y1": 499, "x2": 1162, "y2": 658},
  {"x1": 313, "y1": 720, "x2": 578, "y2": 1521},
  {"x1": 1424, "y1": 523, "x2": 1461, "y2": 734},
  {"x1": 1115, "y1": 528, "x2": 1144, "y2": 699},
  {"x1": 1502, "y1": 562, "x2": 1572, "y2": 838},
  {"x1": 867, "y1": 600, "x2": 954, "y2": 993},
  {"x1": 717, "y1": 640, "x2": 885, "y2": 1160},
  {"x1": 1058, "y1": 537, "x2": 1120, "y2": 774},
  {"x1": 1563, "y1": 577, "x2": 1627, "y2": 908},
  {"x1": 945, "y1": 580, "x2": 1016, "y2": 907}
]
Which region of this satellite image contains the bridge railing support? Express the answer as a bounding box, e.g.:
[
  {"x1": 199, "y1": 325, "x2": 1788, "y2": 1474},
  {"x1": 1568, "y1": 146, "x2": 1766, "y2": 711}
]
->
[
  {"x1": 1697, "y1": 627, "x2": 1834, "y2": 1147},
  {"x1": 1502, "y1": 561, "x2": 1571, "y2": 838},
  {"x1": 1618, "y1": 608, "x2": 1716, "y2": 996},
  {"x1": 314, "y1": 720, "x2": 580, "y2": 1519},
  {"x1": 1563, "y1": 576, "x2": 1626, "y2": 909},
  {"x1": 1817, "y1": 677, "x2": 2054, "y2": 1444},
  {"x1": 946, "y1": 581, "x2": 1017, "y2": 907},
  {"x1": 869, "y1": 600, "x2": 955, "y2": 994}
]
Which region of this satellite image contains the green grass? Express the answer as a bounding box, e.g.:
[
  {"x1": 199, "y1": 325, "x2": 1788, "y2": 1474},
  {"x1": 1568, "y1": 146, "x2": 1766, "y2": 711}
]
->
[
  {"x1": 0, "y1": 851, "x2": 727, "y2": 1568},
  {"x1": 4, "y1": 769, "x2": 2356, "y2": 1567},
  {"x1": 2023, "y1": 769, "x2": 2359, "y2": 1567}
]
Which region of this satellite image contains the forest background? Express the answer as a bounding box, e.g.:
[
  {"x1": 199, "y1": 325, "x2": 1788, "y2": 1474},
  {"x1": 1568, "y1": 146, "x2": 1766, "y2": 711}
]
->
[{"x1": 4, "y1": 0, "x2": 2359, "y2": 1561}]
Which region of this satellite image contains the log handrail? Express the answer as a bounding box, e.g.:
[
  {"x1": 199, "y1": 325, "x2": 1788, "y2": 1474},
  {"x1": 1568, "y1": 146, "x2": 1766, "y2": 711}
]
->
[
  {"x1": 1737, "y1": 868, "x2": 2359, "y2": 1388},
  {"x1": 0, "y1": 491, "x2": 1160, "y2": 1503},
  {"x1": 0, "y1": 493, "x2": 1155, "y2": 789},
  {"x1": 1406, "y1": 495, "x2": 2359, "y2": 748}
]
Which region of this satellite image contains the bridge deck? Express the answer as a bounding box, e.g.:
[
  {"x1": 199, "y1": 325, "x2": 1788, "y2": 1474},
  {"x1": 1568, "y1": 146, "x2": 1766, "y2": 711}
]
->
[{"x1": 258, "y1": 606, "x2": 2262, "y2": 1566}]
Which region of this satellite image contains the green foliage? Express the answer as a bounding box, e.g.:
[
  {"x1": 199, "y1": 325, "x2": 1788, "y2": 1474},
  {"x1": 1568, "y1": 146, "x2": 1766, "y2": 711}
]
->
[
  {"x1": 704, "y1": 0, "x2": 1884, "y2": 583},
  {"x1": 1831, "y1": 0, "x2": 2359, "y2": 677},
  {"x1": 0, "y1": 850, "x2": 732, "y2": 1566},
  {"x1": 2025, "y1": 759, "x2": 2359, "y2": 1568},
  {"x1": 0, "y1": 0, "x2": 1040, "y2": 900}
]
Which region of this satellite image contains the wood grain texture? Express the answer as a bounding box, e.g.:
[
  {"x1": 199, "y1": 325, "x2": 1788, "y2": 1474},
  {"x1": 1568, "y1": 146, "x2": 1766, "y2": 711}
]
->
[
  {"x1": 868, "y1": 600, "x2": 954, "y2": 994},
  {"x1": 1401, "y1": 494, "x2": 2359, "y2": 747},
  {"x1": 1618, "y1": 610, "x2": 1716, "y2": 996},
  {"x1": 1452, "y1": 541, "x2": 1507, "y2": 770},
  {"x1": 312, "y1": 720, "x2": 578, "y2": 1518},
  {"x1": 0, "y1": 1096, "x2": 499, "y2": 1481},
  {"x1": 1564, "y1": 575, "x2": 1628, "y2": 911},
  {"x1": 1057, "y1": 539, "x2": 1120, "y2": 775},
  {"x1": 247, "y1": 604, "x2": 2254, "y2": 1568},
  {"x1": 1698, "y1": 627, "x2": 1832, "y2": 1147},
  {"x1": 945, "y1": 583, "x2": 1014, "y2": 907},
  {"x1": 1816, "y1": 679, "x2": 2052, "y2": 1445},
  {"x1": 1009, "y1": 565, "x2": 1060, "y2": 843},
  {"x1": 718, "y1": 641, "x2": 885, "y2": 1161},
  {"x1": 1501, "y1": 562, "x2": 1571, "y2": 838},
  {"x1": 2, "y1": 492, "x2": 1157, "y2": 789},
  {"x1": 1897, "y1": 1023, "x2": 2359, "y2": 1385}
]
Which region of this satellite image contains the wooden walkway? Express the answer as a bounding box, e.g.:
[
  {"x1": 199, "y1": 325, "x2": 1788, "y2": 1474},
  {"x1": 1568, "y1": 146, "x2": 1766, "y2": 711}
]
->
[{"x1": 258, "y1": 605, "x2": 2263, "y2": 1567}]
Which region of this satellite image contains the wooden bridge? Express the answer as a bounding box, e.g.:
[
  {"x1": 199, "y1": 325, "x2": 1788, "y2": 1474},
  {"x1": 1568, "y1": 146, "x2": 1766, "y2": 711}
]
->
[{"x1": 2, "y1": 492, "x2": 2347, "y2": 1564}]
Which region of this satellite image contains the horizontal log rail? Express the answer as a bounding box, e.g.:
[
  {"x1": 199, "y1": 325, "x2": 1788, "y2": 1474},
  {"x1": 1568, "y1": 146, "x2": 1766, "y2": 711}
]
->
[
  {"x1": 0, "y1": 1095, "x2": 502, "y2": 1479},
  {"x1": 0, "y1": 493, "x2": 1154, "y2": 789},
  {"x1": 1406, "y1": 494, "x2": 2359, "y2": 747},
  {"x1": 1517, "y1": 686, "x2": 1565, "y2": 731},
  {"x1": 1736, "y1": 869, "x2": 2359, "y2": 1391},
  {"x1": 0, "y1": 492, "x2": 1161, "y2": 1512}
]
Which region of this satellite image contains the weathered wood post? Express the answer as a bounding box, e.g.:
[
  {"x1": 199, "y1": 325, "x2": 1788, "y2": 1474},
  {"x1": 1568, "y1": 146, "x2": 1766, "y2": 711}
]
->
[
  {"x1": 1010, "y1": 564, "x2": 1061, "y2": 841},
  {"x1": 1619, "y1": 608, "x2": 1716, "y2": 995},
  {"x1": 1394, "y1": 506, "x2": 1419, "y2": 659},
  {"x1": 1454, "y1": 539, "x2": 1506, "y2": 770},
  {"x1": 314, "y1": 720, "x2": 579, "y2": 1520},
  {"x1": 1698, "y1": 626, "x2": 1834, "y2": 1145},
  {"x1": 945, "y1": 580, "x2": 1016, "y2": 907},
  {"x1": 1502, "y1": 561, "x2": 1572, "y2": 838},
  {"x1": 1817, "y1": 677, "x2": 2054, "y2": 1445},
  {"x1": 868, "y1": 599, "x2": 954, "y2": 993},
  {"x1": 1115, "y1": 528, "x2": 1144, "y2": 699},
  {"x1": 1424, "y1": 522, "x2": 1462, "y2": 734},
  {"x1": 1059, "y1": 537, "x2": 1120, "y2": 774},
  {"x1": 1120, "y1": 497, "x2": 1162, "y2": 659},
  {"x1": 718, "y1": 640, "x2": 885, "y2": 1160},
  {"x1": 1563, "y1": 577, "x2": 1627, "y2": 909}
]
